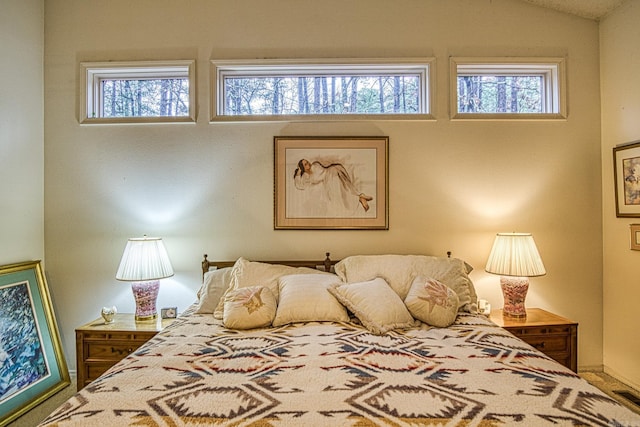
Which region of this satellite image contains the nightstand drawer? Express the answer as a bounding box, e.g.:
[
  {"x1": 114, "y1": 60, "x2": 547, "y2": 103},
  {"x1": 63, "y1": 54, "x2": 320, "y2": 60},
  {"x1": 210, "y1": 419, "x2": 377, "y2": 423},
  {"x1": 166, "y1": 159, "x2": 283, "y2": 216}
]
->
[
  {"x1": 518, "y1": 335, "x2": 568, "y2": 353},
  {"x1": 545, "y1": 353, "x2": 571, "y2": 368},
  {"x1": 85, "y1": 341, "x2": 146, "y2": 360},
  {"x1": 78, "y1": 362, "x2": 124, "y2": 388},
  {"x1": 82, "y1": 330, "x2": 156, "y2": 341},
  {"x1": 86, "y1": 363, "x2": 118, "y2": 381},
  {"x1": 509, "y1": 326, "x2": 573, "y2": 336}
]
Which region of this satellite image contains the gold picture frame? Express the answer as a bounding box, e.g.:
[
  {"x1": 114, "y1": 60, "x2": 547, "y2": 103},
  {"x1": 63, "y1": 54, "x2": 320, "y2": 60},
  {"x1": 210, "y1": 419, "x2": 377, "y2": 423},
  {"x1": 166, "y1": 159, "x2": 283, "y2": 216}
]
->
[
  {"x1": 274, "y1": 136, "x2": 389, "y2": 230},
  {"x1": 613, "y1": 141, "x2": 640, "y2": 217},
  {"x1": 630, "y1": 224, "x2": 640, "y2": 250},
  {"x1": 0, "y1": 261, "x2": 70, "y2": 426}
]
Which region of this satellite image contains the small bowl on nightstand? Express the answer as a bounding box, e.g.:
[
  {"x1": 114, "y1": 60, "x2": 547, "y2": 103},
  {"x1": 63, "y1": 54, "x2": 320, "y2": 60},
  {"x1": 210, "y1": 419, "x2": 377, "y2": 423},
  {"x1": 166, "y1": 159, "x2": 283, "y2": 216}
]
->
[{"x1": 101, "y1": 306, "x2": 117, "y2": 324}]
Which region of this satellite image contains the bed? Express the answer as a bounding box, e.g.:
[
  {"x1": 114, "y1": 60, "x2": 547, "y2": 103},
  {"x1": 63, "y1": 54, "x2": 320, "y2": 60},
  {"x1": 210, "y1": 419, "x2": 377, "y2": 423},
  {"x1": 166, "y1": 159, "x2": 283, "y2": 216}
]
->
[{"x1": 39, "y1": 253, "x2": 640, "y2": 426}]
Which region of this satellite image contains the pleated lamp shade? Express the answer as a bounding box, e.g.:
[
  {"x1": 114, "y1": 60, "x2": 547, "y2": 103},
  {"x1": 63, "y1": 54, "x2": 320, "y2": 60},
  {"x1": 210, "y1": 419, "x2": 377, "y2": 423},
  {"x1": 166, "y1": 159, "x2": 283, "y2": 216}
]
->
[
  {"x1": 485, "y1": 233, "x2": 545, "y2": 277},
  {"x1": 485, "y1": 233, "x2": 545, "y2": 318},
  {"x1": 116, "y1": 236, "x2": 173, "y2": 321},
  {"x1": 116, "y1": 237, "x2": 174, "y2": 281}
]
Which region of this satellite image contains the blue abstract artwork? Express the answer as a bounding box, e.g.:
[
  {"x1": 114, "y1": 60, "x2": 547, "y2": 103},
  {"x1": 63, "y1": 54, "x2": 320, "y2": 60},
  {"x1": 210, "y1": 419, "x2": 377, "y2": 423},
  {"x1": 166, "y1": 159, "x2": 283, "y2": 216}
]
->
[{"x1": 0, "y1": 281, "x2": 49, "y2": 402}]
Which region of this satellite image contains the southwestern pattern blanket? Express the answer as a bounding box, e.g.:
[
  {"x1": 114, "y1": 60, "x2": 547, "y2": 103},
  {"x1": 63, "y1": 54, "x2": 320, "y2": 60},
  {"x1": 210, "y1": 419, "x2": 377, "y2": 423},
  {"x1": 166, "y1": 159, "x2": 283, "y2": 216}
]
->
[{"x1": 40, "y1": 312, "x2": 640, "y2": 426}]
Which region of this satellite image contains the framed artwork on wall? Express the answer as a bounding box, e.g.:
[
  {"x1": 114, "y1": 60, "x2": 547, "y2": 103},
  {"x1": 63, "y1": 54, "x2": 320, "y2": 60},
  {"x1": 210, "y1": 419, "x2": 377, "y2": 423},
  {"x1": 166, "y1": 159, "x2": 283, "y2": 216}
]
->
[
  {"x1": 614, "y1": 141, "x2": 640, "y2": 217},
  {"x1": 0, "y1": 261, "x2": 70, "y2": 426},
  {"x1": 630, "y1": 224, "x2": 640, "y2": 250},
  {"x1": 274, "y1": 136, "x2": 389, "y2": 230}
]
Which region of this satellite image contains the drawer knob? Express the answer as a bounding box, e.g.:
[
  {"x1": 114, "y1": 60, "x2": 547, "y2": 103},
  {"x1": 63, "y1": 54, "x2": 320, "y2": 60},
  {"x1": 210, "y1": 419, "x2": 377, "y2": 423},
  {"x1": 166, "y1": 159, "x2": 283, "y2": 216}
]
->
[
  {"x1": 111, "y1": 347, "x2": 134, "y2": 355},
  {"x1": 533, "y1": 342, "x2": 545, "y2": 349}
]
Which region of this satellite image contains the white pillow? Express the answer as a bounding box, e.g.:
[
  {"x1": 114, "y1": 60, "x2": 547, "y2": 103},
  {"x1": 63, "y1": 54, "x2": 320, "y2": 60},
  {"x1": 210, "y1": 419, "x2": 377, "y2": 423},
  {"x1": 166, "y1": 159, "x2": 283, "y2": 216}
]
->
[
  {"x1": 194, "y1": 267, "x2": 232, "y2": 314},
  {"x1": 328, "y1": 277, "x2": 416, "y2": 335},
  {"x1": 222, "y1": 286, "x2": 277, "y2": 330},
  {"x1": 213, "y1": 257, "x2": 327, "y2": 319},
  {"x1": 272, "y1": 274, "x2": 349, "y2": 326},
  {"x1": 334, "y1": 255, "x2": 477, "y2": 312},
  {"x1": 405, "y1": 276, "x2": 459, "y2": 328}
]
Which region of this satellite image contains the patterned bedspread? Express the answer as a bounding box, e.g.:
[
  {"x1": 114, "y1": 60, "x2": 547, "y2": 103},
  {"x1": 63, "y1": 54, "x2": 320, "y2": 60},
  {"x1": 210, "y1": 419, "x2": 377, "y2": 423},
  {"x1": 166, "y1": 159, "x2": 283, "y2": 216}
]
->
[{"x1": 40, "y1": 312, "x2": 640, "y2": 426}]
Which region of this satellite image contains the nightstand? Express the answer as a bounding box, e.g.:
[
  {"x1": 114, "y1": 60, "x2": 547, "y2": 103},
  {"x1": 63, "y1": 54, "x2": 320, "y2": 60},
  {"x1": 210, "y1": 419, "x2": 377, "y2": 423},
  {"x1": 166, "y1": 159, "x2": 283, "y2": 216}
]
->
[
  {"x1": 489, "y1": 308, "x2": 578, "y2": 372},
  {"x1": 75, "y1": 313, "x2": 174, "y2": 389}
]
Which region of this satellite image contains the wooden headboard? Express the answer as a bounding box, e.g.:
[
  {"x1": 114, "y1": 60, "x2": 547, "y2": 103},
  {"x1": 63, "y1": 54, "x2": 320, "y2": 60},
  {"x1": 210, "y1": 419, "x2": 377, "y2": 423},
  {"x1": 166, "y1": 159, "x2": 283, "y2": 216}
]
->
[{"x1": 202, "y1": 252, "x2": 337, "y2": 277}]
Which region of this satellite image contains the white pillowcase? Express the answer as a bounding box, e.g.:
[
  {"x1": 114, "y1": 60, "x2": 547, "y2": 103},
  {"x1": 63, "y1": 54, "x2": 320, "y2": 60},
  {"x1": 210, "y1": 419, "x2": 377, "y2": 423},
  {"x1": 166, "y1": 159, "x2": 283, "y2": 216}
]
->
[
  {"x1": 194, "y1": 267, "x2": 232, "y2": 314},
  {"x1": 214, "y1": 257, "x2": 327, "y2": 320},
  {"x1": 272, "y1": 274, "x2": 349, "y2": 326},
  {"x1": 334, "y1": 255, "x2": 477, "y2": 313},
  {"x1": 222, "y1": 286, "x2": 277, "y2": 330},
  {"x1": 328, "y1": 277, "x2": 416, "y2": 335},
  {"x1": 405, "y1": 276, "x2": 459, "y2": 328}
]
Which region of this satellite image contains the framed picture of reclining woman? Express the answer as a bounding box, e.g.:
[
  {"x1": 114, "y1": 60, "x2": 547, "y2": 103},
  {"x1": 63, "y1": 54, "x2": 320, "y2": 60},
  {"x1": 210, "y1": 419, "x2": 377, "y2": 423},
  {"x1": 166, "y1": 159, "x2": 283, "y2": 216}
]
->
[{"x1": 274, "y1": 136, "x2": 388, "y2": 230}]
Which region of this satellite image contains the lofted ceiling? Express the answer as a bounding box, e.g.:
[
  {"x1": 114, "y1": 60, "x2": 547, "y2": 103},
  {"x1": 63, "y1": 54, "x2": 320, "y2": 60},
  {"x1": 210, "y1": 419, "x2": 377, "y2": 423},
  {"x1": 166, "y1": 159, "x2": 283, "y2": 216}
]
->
[{"x1": 519, "y1": 0, "x2": 628, "y2": 20}]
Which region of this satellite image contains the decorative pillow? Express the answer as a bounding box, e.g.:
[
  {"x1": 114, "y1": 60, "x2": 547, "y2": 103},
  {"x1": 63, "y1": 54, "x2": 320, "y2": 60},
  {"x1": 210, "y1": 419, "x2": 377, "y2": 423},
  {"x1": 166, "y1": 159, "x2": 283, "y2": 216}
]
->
[
  {"x1": 213, "y1": 257, "x2": 327, "y2": 319},
  {"x1": 328, "y1": 277, "x2": 416, "y2": 335},
  {"x1": 334, "y1": 255, "x2": 477, "y2": 313},
  {"x1": 272, "y1": 274, "x2": 349, "y2": 326},
  {"x1": 222, "y1": 286, "x2": 277, "y2": 330},
  {"x1": 194, "y1": 267, "x2": 232, "y2": 314},
  {"x1": 404, "y1": 276, "x2": 459, "y2": 328}
]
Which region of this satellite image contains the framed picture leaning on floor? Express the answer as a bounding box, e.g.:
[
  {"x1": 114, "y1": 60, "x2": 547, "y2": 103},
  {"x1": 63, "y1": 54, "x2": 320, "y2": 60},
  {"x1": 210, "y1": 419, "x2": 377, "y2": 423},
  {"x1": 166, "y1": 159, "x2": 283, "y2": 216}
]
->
[{"x1": 0, "y1": 260, "x2": 70, "y2": 426}]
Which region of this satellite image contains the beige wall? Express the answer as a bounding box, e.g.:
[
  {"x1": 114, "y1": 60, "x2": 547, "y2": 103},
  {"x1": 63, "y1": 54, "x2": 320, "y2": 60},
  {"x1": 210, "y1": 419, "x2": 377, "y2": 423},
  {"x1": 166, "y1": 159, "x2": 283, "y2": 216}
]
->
[
  {"x1": 600, "y1": 0, "x2": 640, "y2": 391},
  {"x1": 44, "y1": 0, "x2": 604, "y2": 371},
  {"x1": 0, "y1": 0, "x2": 44, "y2": 264}
]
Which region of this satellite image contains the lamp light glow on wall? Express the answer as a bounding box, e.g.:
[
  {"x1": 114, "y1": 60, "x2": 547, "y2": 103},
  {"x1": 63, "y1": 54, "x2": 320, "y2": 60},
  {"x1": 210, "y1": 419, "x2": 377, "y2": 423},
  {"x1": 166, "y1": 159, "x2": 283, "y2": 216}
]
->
[
  {"x1": 116, "y1": 236, "x2": 174, "y2": 321},
  {"x1": 485, "y1": 232, "x2": 546, "y2": 318}
]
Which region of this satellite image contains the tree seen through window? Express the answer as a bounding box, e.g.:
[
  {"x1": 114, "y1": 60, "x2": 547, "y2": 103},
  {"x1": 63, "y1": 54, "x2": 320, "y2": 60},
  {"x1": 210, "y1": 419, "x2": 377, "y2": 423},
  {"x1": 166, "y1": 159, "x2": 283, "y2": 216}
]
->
[
  {"x1": 457, "y1": 75, "x2": 544, "y2": 113},
  {"x1": 101, "y1": 78, "x2": 190, "y2": 117},
  {"x1": 222, "y1": 75, "x2": 420, "y2": 115}
]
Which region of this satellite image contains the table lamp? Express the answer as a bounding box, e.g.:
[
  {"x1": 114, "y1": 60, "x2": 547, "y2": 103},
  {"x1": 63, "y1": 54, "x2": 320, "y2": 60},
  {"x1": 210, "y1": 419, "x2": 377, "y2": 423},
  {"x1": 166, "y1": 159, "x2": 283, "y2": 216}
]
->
[
  {"x1": 116, "y1": 236, "x2": 174, "y2": 321},
  {"x1": 485, "y1": 232, "x2": 546, "y2": 318}
]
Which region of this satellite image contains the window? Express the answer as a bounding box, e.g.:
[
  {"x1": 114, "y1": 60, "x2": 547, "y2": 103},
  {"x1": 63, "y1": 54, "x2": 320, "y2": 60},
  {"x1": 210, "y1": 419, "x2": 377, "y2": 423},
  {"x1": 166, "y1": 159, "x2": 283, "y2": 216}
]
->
[
  {"x1": 450, "y1": 58, "x2": 566, "y2": 119},
  {"x1": 210, "y1": 59, "x2": 434, "y2": 121},
  {"x1": 80, "y1": 60, "x2": 196, "y2": 124}
]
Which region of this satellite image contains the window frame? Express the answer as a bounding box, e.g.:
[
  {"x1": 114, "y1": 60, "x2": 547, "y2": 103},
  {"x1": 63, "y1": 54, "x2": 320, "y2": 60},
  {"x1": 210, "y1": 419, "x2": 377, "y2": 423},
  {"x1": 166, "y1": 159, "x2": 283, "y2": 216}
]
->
[
  {"x1": 449, "y1": 57, "x2": 566, "y2": 120},
  {"x1": 210, "y1": 58, "x2": 435, "y2": 122},
  {"x1": 79, "y1": 60, "x2": 197, "y2": 124}
]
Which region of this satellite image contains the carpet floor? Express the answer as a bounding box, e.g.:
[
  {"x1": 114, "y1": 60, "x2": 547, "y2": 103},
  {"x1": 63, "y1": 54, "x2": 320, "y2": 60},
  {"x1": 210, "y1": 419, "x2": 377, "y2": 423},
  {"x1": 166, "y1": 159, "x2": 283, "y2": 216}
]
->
[
  {"x1": 6, "y1": 376, "x2": 77, "y2": 427},
  {"x1": 579, "y1": 370, "x2": 640, "y2": 416}
]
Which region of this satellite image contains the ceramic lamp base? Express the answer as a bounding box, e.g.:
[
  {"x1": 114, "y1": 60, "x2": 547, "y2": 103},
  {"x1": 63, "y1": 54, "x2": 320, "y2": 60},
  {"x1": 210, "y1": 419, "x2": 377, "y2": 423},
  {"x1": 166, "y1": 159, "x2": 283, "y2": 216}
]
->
[
  {"x1": 131, "y1": 280, "x2": 160, "y2": 321},
  {"x1": 501, "y1": 276, "x2": 529, "y2": 318}
]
